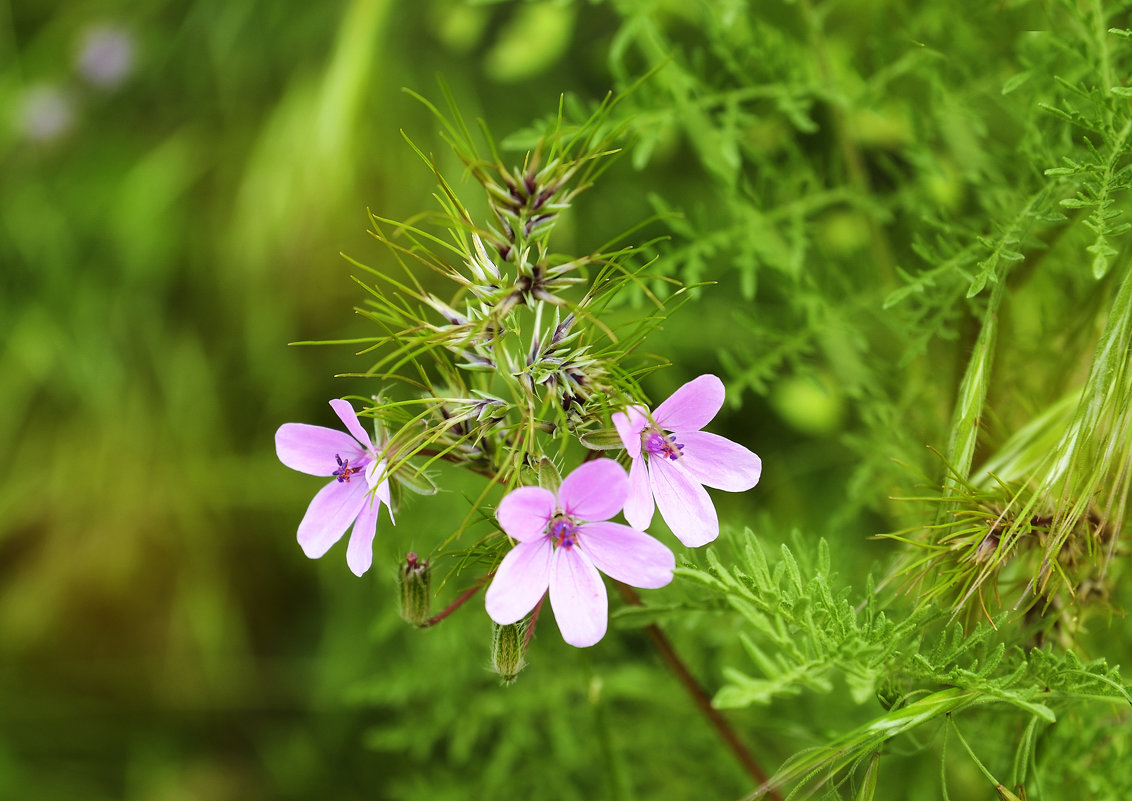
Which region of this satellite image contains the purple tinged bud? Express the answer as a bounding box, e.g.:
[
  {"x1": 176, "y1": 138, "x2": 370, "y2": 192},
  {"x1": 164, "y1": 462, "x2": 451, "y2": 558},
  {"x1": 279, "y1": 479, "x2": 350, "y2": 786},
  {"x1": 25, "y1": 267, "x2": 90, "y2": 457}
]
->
[
  {"x1": 551, "y1": 314, "x2": 576, "y2": 345},
  {"x1": 398, "y1": 552, "x2": 432, "y2": 627},
  {"x1": 498, "y1": 217, "x2": 515, "y2": 244},
  {"x1": 424, "y1": 295, "x2": 468, "y2": 326},
  {"x1": 485, "y1": 180, "x2": 515, "y2": 205},
  {"x1": 474, "y1": 395, "x2": 507, "y2": 422},
  {"x1": 458, "y1": 351, "x2": 496, "y2": 371},
  {"x1": 525, "y1": 213, "x2": 557, "y2": 239},
  {"x1": 469, "y1": 234, "x2": 501, "y2": 283},
  {"x1": 490, "y1": 620, "x2": 528, "y2": 684},
  {"x1": 532, "y1": 287, "x2": 567, "y2": 306},
  {"x1": 532, "y1": 187, "x2": 556, "y2": 211}
]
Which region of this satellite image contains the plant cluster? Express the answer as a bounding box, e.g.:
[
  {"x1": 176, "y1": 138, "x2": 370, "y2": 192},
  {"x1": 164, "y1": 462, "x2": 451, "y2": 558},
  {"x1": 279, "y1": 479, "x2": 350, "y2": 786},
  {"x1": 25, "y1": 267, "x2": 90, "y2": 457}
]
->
[
  {"x1": 276, "y1": 90, "x2": 761, "y2": 658},
  {"x1": 274, "y1": 0, "x2": 1132, "y2": 797}
]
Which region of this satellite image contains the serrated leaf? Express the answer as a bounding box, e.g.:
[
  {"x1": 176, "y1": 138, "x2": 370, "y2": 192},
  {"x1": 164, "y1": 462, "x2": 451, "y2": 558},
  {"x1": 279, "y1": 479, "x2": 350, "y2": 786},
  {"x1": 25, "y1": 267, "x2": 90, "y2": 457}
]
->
[
  {"x1": 991, "y1": 689, "x2": 1056, "y2": 722},
  {"x1": 715, "y1": 660, "x2": 832, "y2": 708},
  {"x1": 739, "y1": 633, "x2": 782, "y2": 677},
  {"x1": 1092, "y1": 251, "x2": 1111, "y2": 279},
  {"x1": 967, "y1": 270, "x2": 989, "y2": 298},
  {"x1": 673, "y1": 565, "x2": 727, "y2": 592},
  {"x1": 780, "y1": 544, "x2": 804, "y2": 594},
  {"x1": 1087, "y1": 237, "x2": 1117, "y2": 258},
  {"x1": 743, "y1": 536, "x2": 773, "y2": 587},
  {"x1": 714, "y1": 672, "x2": 804, "y2": 708}
]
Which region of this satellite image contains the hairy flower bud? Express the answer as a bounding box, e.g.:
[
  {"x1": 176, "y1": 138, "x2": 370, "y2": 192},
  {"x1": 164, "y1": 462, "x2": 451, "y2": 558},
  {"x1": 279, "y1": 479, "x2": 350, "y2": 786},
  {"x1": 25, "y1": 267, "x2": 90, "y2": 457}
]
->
[
  {"x1": 398, "y1": 552, "x2": 432, "y2": 627},
  {"x1": 490, "y1": 620, "x2": 528, "y2": 684}
]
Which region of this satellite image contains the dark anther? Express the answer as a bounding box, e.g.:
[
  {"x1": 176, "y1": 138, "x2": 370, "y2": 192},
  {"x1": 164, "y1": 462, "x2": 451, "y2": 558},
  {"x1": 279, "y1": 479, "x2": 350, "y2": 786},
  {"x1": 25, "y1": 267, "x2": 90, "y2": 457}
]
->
[{"x1": 333, "y1": 454, "x2": 362, "y2": 483}]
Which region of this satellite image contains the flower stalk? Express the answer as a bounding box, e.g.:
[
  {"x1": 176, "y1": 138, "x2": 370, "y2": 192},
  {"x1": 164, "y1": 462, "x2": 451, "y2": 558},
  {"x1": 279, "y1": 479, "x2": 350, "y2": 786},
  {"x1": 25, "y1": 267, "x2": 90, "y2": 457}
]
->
[{"x1": 274, "y1": 88, "x2": 767, "y2": 793}]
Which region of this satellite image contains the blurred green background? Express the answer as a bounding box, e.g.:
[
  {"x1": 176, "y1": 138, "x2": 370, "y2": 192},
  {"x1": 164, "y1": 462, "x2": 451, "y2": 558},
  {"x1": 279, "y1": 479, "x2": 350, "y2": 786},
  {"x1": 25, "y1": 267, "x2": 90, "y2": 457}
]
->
[{"x1": 8, "y1": 0, "x2": 1123, "y2": 798}]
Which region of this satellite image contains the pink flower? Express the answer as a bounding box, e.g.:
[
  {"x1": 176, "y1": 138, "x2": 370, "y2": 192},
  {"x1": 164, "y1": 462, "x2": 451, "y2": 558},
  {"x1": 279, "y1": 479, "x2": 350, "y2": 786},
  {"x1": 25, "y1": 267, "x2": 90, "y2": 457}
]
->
[
  {"x1": 612, "y1": 374, "x2": 761, "y2": 547},
  {"x1": 275, "y1": 399, "x2": 393, "y2": 576},
  {"x1": 484, "y1": 459, "x2": 675, "y2": 648}
]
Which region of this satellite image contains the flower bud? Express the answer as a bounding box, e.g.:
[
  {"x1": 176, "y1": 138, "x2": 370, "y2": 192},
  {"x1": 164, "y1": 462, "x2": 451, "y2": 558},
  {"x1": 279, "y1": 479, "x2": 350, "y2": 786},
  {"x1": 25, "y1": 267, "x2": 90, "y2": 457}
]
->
[
  {"x1": 490, "y1": 620, "x2": 528, "y2": 684},
  {"x1": 398, "y1": 552, "x2": 431, "y2": 627}
]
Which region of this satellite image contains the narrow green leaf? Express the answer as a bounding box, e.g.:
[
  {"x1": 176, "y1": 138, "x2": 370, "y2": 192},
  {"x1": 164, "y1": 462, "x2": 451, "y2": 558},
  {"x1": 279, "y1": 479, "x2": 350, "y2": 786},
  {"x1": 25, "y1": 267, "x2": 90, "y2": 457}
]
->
[{"x1": 1001, "y1": 71, "x2": 1032, "y2": 95}]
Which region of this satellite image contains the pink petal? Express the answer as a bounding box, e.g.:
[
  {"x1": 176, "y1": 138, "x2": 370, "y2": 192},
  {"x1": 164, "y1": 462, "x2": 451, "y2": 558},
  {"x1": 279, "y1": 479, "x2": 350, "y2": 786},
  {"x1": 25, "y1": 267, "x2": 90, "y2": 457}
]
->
[
  {"x1": 653, "y1": 374, "x2": 725, "y2": 432},
  {"x1": 330, "y1": 398, "x2": 375, "y2": 451},
  {"x1": 496, "y1": 486, "x2": 556, "y2": 542},
  {"x1": 296, "y1": 478, "x2": 368, "y2": 558},
  {"x1": 485, "y1": 539, "x2": 554, "y2": 625},
  {"x1": 649, "y1": 459, "x2": 719, "y2": 547},
  {"x1": 577, "y1": 522, "x2": 674, "y2": 589},
  {"x1": 374, "y1": 468, "x2": 395, "y2": 525},
  {"x1": 276, "y1": 423, "x2": 366, "y2": 475},
  {"x1": 558, "y1": 459, "x2": 628, "y2": 522},
  {"x1": 345, "y1": 492, "x2": 382, "y2": 576},
  {"x1": 612, "y1": 405, "x2": 648, "y2": 459},
  {"x1": 622, "y1": 454, "x2": 654, "y2": 531},
  {"x1": 548, "y1": 547, "x2": 608, "y2": 647},
  {"x1": 678, "y1": 431, "x2": 762, "y2": 491}
]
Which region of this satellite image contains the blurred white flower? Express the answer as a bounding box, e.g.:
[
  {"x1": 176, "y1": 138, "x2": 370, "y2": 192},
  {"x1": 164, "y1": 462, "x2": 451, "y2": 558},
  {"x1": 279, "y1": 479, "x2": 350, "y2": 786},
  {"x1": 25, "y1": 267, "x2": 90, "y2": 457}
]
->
[
  {"x1": 18, "y1": 85, "x2": 75, "y2": 142},
  {"x1": 76, "y1": 24, "x2": 135, "y2": 89}
]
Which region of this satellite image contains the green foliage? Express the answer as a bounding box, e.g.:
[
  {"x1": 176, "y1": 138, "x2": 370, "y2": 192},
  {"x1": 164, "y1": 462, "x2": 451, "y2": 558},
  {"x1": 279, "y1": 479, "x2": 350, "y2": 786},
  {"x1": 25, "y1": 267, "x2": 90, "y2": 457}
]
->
[
  {"x1": 7, "y1": 0, "x2": 1132, "y2": 800},
  {"x1": 680, "y1": 532, "x2": 1130, "y2": 799}
]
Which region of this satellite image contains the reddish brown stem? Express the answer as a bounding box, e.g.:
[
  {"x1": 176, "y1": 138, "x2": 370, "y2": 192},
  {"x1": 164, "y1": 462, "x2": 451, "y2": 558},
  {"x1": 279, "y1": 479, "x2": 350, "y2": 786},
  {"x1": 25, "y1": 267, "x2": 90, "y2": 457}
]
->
[
  {"x1": 523, "y1": 596, "x2": 544, "y2": 651},
  {"x1": 616, "y1": 583, "x2": 780, "y2": 799},
  {"x1": 421, "y1": 582, "x2": 483, "y2": 628}
]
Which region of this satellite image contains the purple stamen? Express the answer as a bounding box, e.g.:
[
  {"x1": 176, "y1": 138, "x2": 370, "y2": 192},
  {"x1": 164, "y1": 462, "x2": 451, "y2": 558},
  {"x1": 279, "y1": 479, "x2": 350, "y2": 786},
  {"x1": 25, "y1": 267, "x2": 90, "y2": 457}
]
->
[
  {"x1": 644, "y1": 430, "x2": 685, "y2": 461},
  {"x1": 549, "y1": 516, "x2": 578, "y2": 550},
  {"x1": 333, "y1": 453, "x2": 362, "y2": 483}
]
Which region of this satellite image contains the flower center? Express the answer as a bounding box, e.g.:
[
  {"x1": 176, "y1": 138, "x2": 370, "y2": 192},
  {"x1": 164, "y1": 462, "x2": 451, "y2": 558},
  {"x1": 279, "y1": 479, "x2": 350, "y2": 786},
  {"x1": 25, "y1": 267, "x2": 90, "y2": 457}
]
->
[
  {"x1": 548, "y1": 515, "x2": 579, "y2": 550},
  {"x1": 643, "y1": 429, "x2": 684, "y2": 461},
  {"x1": 333, "y1": 454, "x2": 363, "y2": 483}
]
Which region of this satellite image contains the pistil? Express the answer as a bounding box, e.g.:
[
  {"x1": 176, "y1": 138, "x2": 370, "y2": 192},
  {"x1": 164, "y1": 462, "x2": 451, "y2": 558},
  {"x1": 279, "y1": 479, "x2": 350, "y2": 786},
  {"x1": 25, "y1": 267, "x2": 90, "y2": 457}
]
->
[
  {"x1": 333, "y1": 454, "x2": 363, "y2": 483},
  {"x1": 643, "y1": 429, "x2": 685, "y2": 461},
  {"x1": 549, "y1": 516, "x2": 578, "y2": 550}
]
